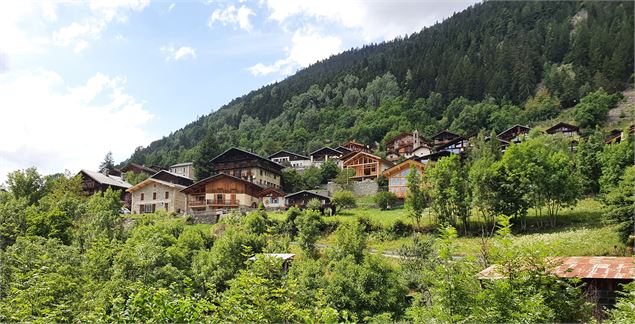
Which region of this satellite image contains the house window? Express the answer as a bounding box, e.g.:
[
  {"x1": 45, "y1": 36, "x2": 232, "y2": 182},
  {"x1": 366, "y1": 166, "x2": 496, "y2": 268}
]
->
[
  {"x1": 164, "y1": 203, "x2": 168, "y2": 210},
  {"x1": 165, "y1": 191, "x2": 169, "y2": 199},
  {"x1": 153, "y1": 192, "x2": 157, "y2": 200},
  {"x1": 140, "y1": 193, "x2": 144, "y2": 201},
  {"x1": 217, "y1": 194, "x2": 223, "y2": 203}
]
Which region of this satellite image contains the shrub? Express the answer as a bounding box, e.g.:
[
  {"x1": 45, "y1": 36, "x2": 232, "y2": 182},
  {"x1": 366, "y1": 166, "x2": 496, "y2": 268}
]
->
[
  {"x1": 374, "y1": 191, "x2": 397, "y2": 210},
  {"x1": 387, "y1": 220, "x2": 413, "y2": 237},
  {"x1": 332, "y1": 191, "x2": 356, "y2": 213},
  {"x1": 307, "y1": 198, "x2": 322, "y2": 211}
]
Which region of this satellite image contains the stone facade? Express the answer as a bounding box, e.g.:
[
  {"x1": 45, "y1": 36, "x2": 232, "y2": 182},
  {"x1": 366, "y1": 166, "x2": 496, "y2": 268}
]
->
[{"x1": 327, "y1": 179, "x2": 378, "y2": 197}]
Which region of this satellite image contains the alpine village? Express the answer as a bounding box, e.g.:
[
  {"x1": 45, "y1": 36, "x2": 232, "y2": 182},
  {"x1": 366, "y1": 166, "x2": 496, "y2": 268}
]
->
[{"x1": 1, "y1": 1, "x2": 634, "y2": 323}]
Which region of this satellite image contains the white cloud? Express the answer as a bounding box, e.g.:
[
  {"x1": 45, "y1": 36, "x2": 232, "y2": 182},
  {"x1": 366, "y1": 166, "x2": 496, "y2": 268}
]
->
[
  {"x1": 209, "y1": 5, "x2": 255, "y2": 32},
  {"x1": 0, "y1": 70, "x2": 154, "y2": 183},
  {"x1": 264, "y1": 0, "x2": 479, "y2": 41},
  {"x1": 52, "y1": 0, "x2": 150, "y2": 52},
  {"x1": 161, "y1": 45, "x2": 197, "y2": 61},
  {"x1": 248, "y1": 27, "x2": 341, "y2": 76},
  {"x1": 168, "y1": 3, "x2": 175, "y2": 12}
]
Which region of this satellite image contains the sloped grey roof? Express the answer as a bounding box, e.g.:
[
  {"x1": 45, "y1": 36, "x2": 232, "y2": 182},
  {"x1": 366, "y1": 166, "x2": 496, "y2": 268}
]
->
[
  {"x1": 81, "y1": 169, "x2": 132, "y2": 188},
  {"x1": 170, "y1": 162, "x2": 194, "y2": 168}
]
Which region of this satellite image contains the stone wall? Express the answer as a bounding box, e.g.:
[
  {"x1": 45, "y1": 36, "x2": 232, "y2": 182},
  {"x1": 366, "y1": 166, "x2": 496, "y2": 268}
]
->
[{"x1": 327, "y1": 179, "x2": 378, "y2": 197}]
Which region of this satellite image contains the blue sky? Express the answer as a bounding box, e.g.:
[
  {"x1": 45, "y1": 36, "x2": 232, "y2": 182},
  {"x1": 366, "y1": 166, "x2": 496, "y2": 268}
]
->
[{"x1": 0, "y1": 0, "x2": 477, "y2": 181}]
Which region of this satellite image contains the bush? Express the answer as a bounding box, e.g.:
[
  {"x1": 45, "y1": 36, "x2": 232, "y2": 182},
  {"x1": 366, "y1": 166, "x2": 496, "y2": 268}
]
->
[
  {"x1": 307, "y1": 198, "x2": 322, "y2": 211},
  {"x1": 374, "y1": 191, "x2": 397, "y2": 210},
  {"x1": 332, "y1": 191, "x2": 356, "y2": 213},
  {"x1": 387, "y1": 220, "x2": 413, "y2": 237}
]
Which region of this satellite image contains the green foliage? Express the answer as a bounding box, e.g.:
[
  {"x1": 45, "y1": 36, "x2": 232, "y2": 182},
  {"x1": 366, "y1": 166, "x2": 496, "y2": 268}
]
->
[
  {"x1": 426, "y1": 154, "x2": 471, "y2": 232},
  {"x1": 573, "y1": 89, "x2": 622, "y2": 128},
  {"x1": 76, "y1": 187, "x2": 123, "y2": 249},
  {"x1": 295, "y1": 210, "x2": 323, "y2": 257},
  {"x1": 405, "y1": 165, "x2": 427, "y2": 229},
  {"x1": 307, "y1": 198, "x2": 322, "y2": 211},
  {"x1": 607, "y1": 282, "x2": 635, "y2": 323},
  {"x1": 332, "y1": 221, "x2": 367, "y2": 263},
  {"x1": 193, "y1": 131, "x2": 220, "y2": 180},
  {"x1": 598, "y1": 133, "x2": 634, "y2": 193},
  {"x1": 524, "y1": 88, "x2": 561, "y2": 123},
  {"x1": 302, "y1": 167, "x2": 323, "y2": 189},
  {"x1": 6, "y1": 167, "x2": 45, "y2": 205},
  {"x1": 99, "y1": 151, "x2": 115, "y2": 173},
  {"x1": 320, "y1": 159, "x2": 340, "y2": 183},
  {"x1": 575, "y1": 130, "x2": 605, "y2": 194},
  {"x1": 331, "y1": 191, "x2": 356, "y2": 213},
  {"x1": 0, "y1": 195, "x2": 28, "y2": 249},
  {"x1": 242, "y1": 210, "x2": 269, "y2": 235},
  {"x1": 191, "y1": 226, "x2": 264, "y2": 291},
  {"x1": 604, "y1": 166, "x2": 635, "y2": 244},
  {"x1": 334, "y1": 168, "x2": 356, "y2": 191},
  {"x1": 281, "y1": 168, "x2": 303, "y2": 193},
  {"x1": 0, "y1": 237, "x2": 84, "y2": 322},
  {"x1": 374, "y1": 191, "x2": 396, "y2": 211},
  {"x1": 122, "y1": 171, "x2": 149, "y2": 185}
]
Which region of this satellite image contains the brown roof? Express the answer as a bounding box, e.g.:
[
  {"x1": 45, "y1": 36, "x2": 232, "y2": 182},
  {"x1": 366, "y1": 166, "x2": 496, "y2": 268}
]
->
[
  {"x1": 257, "y1": 187, "x2": 286, "y2": 197},
  {"x1": 479, "y1": 256, "x2": 635, "y2": 280},
  {"x1": 180, "y1": 173, "x2": 264, "y2": 194},
  {"x1": 552, "y1": 257, "x2": 635, "y2": 279},
  {"x1": 383, "y1": 159, "x2": 426, "y2": 177},
  {"x1": 545, "y1": 122, "x2": 579, "y2": 134},
  {"x1": 342, "y1": 151, "x2": 394, "y2": 167}
]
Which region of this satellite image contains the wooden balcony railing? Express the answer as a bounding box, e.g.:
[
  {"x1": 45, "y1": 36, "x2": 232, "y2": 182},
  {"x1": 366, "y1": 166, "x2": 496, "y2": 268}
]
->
[{"x1": 187, "y1": 199, "x2": 239, "y2": 207}]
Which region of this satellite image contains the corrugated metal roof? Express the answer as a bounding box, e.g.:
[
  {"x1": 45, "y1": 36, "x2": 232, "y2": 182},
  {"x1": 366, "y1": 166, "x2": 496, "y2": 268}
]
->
[
  {"x1": 552, "y1": 257, "x2": 635, "y2": 279},
  {"x1": 478, "y1": 256, "x2": 635, "y2": 280}
]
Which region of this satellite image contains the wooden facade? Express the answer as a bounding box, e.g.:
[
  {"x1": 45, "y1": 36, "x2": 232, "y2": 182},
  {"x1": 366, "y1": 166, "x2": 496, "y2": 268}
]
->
[
  {"x1": 431, "y1": 130, "x2": 462, "y2": 147},
  {"x1": 435, "y1": 137, "x2": 469, "y2": 154},
  {"x1": 181, "y1": 173, "x2": 264, "y2": 212},
  {"x1": 211, "y1": 148, "x2": 284, "y2": 189},
  {"x1": 150, "y1": 170, "x2": 194, "y2": 187},
  {"x1": 285, "y1": 190, "x2": 331, "y2": 209},
  {"x1": 546, "y1": 122, "x2": 580, "y2": 137},
  {"x1": 77, "y1": 170, "x2": 132, "y2": 208},
  {"x1": 383, "y1": 159, "x2": 426, "y2": 199},
  {"x1": 310, "y1": 147, "x2": 342, "y2": 164},
  {"x1": 341, "y1": 140, "x2": 371, "y2": 153},
  {"x1": 342, "y1": 152, "x2": 393, "y2": 181},
  {"x1": 497, "y1": 124, "x2": 531, "y2": 143}
]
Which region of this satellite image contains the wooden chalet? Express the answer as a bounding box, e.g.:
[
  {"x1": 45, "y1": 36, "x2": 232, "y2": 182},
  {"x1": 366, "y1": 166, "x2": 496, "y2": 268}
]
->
[
  {"x1": 309, "y1": 147, "x2": 343, "y2": 167},
  {"x1": 258, "y1": 187, "x2": 286, "y2": 210},
  {"x1": 342, "y1": 151, "x2": 394, "y2": 181},
  {"x1": 431, "y1": 130, "x2": 462, "y2": 147},
  {"x1": 335, "y1": 146, "x2": 353, "y2": 155},
  {"x1": 341, "y1": 140, "x2": 371, "y2": 153},
  {"x1": 383, "y1": 159, "x2": 426, "y2": 199},
  {"x1": 546, "y1": 122, "x2": 580, "y2": 137},
  {"x1": 435, "y1": 136, "x2": 469, "y2": 154},
  {"x1": 181, "y1": 173, "x2": 265, "y2": 213},
  {"x1": 77, "y1": 169, "x2": 132, "y2": 207},
  {"x1": 605, "y1": 125, "x2": 634, "y2": 144},
  {"x1": 413, "y1": 151, "x2": 456, "y2": 164},
  {"x1": 150, "y1": 170, "x2": 194, "y2": 187},
  {"x1": 268, "y1": 150, "x2": 311, "y2": 170},
  {"x1": 211, "y1": 148, "x2": 284, "y2": 189},
  {"x1": 385, "y1": 130, "x2": 431, "y2": 162},
  {"x1": 127, "y1": 178, "x2": 188, "y2": 214},
  {"x1": 285, "y1": 190, "x2": 331, "y2": 209},
  {"x1": 497, "y1": 124, "x2": 531, "y2": 143},
  {"x1": 484, "y1": 136, "x2": 510, "y2": 152}
]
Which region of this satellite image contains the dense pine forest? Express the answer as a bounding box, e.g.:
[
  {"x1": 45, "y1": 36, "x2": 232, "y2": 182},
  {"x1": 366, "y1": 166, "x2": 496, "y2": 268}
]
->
[{"x1": 125, "y1": 1, "x2": 633, "y2": 167}]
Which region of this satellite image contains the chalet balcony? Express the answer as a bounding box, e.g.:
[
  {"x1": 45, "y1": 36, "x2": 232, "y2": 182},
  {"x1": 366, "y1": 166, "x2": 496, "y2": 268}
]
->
[{"x1": 187, "y1": 199, "x2": 240, "y2": 208}]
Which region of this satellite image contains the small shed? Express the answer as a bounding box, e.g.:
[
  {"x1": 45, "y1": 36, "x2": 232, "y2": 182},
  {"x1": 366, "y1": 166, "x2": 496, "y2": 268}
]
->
[
  {"x1": 478, "y1": 256, "x2": 635, "y2": 310},
  {"x1": 285, "y1": 190, "x2": 331, "y2": 209}
]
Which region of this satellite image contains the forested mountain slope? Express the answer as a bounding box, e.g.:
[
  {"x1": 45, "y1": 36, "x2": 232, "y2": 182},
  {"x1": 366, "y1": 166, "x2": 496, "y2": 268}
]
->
[{"x1": 126, "y1": 1, "x2": 634, "y2": 167}]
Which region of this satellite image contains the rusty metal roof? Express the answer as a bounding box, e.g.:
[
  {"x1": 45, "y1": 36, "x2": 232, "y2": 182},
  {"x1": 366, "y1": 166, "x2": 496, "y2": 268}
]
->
[
  {"x1": 478, "y1": 257, "x2": 635, "y2": 280},
  {"x1": 552, "y1": 257, "x2": 635, "y2": 279}
]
